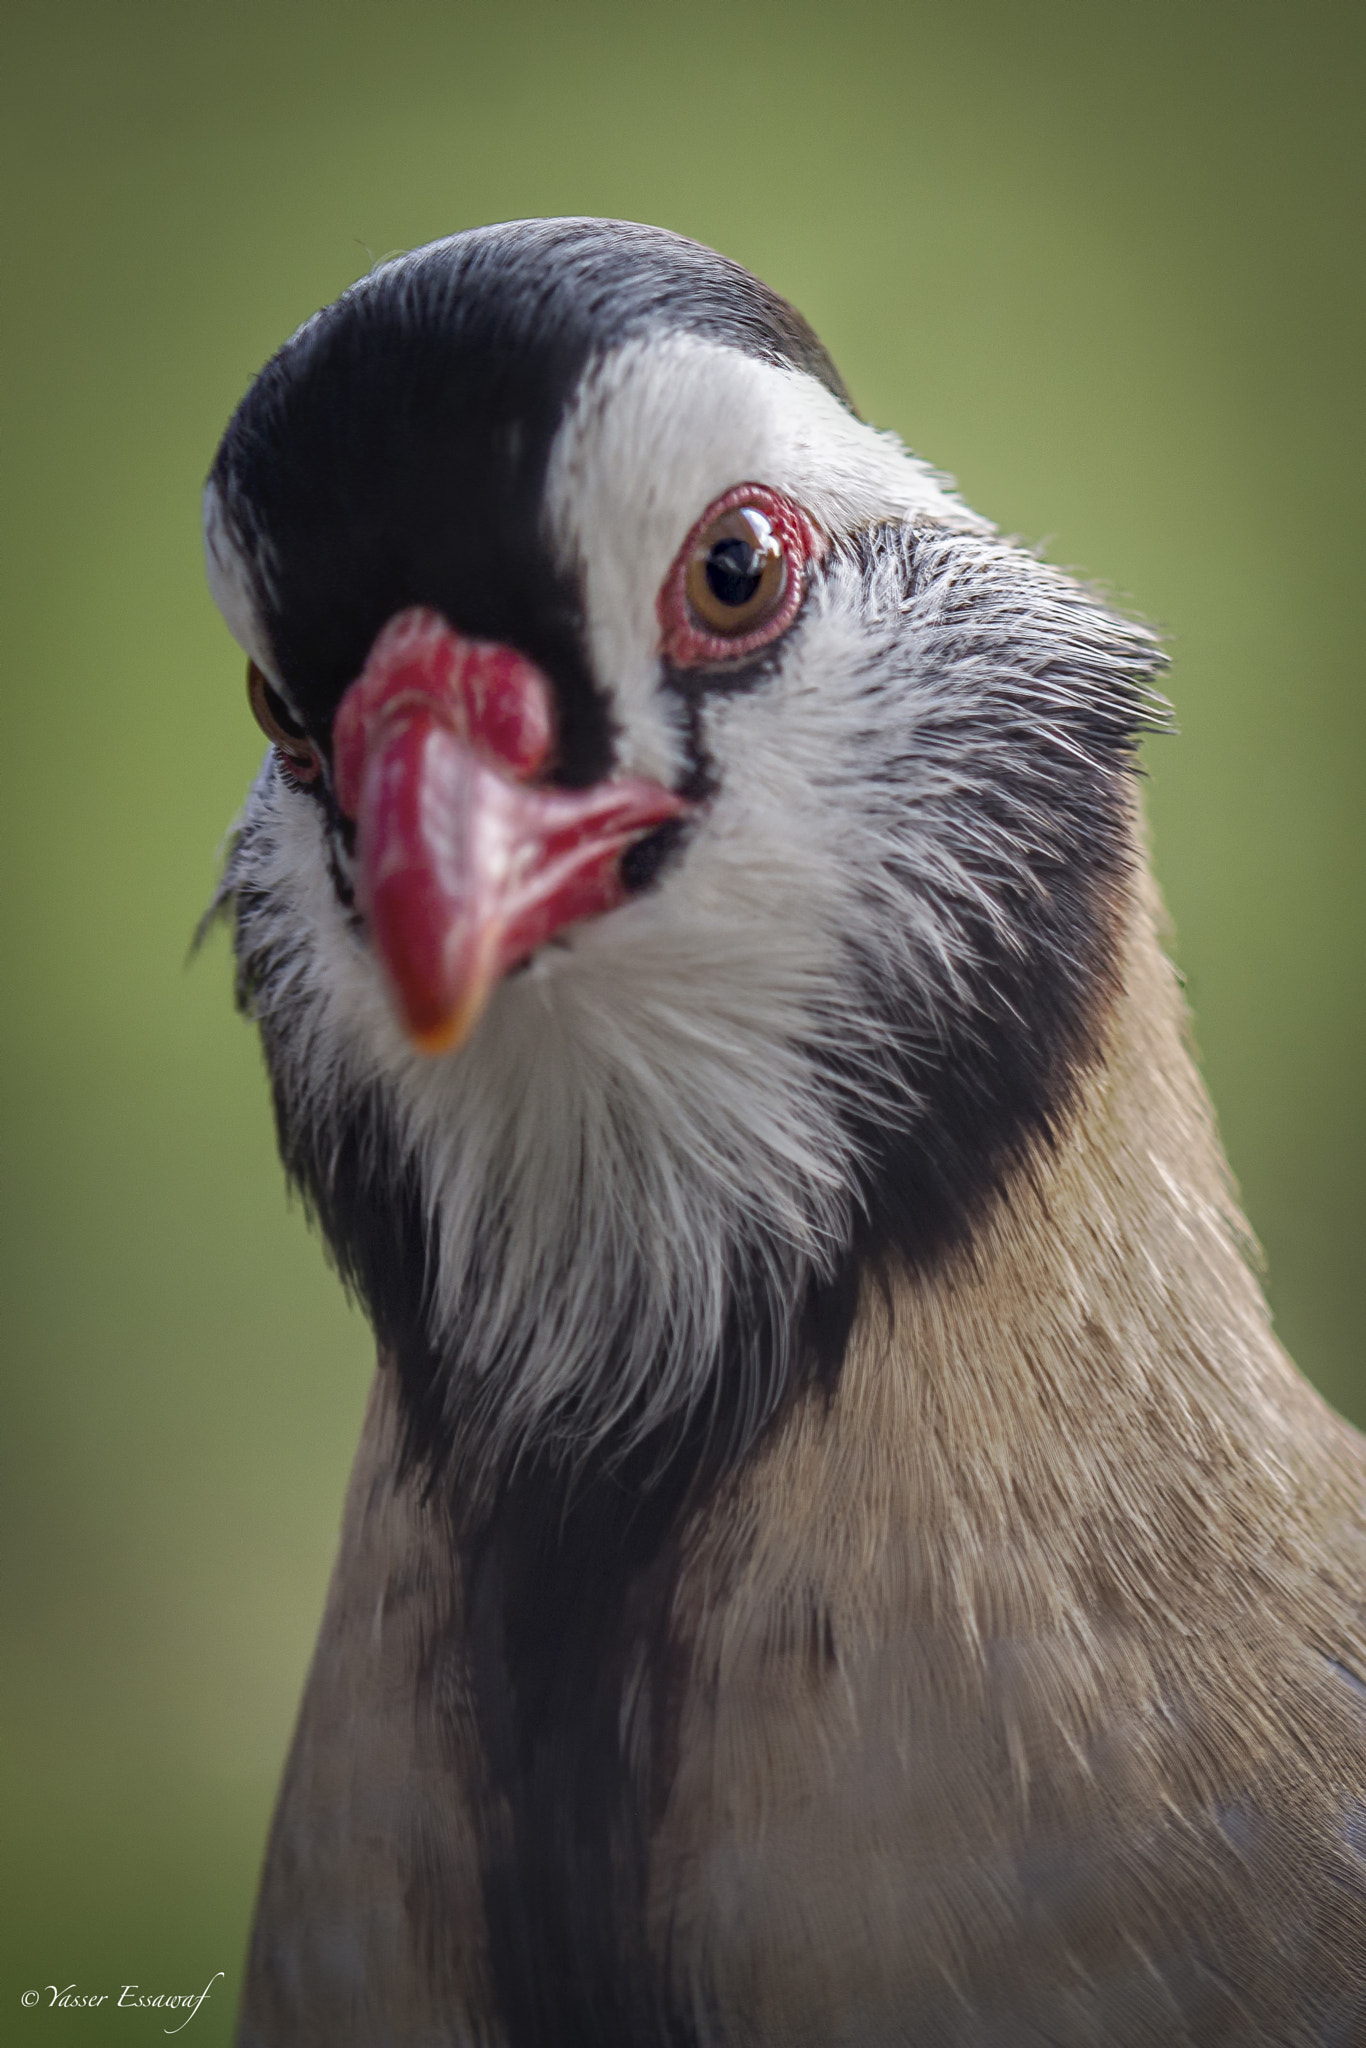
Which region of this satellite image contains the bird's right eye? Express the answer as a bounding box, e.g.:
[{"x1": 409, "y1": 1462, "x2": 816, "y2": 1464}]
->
[
  {"x1": 658, "y1": 482, "x2": 819, "y2": 669},
  {"x1": 686, "y1": 507, "x2": 788, "y2": 635},
  {"x1": 248, "y1": 662, "x2": 322, "y2": 785}
]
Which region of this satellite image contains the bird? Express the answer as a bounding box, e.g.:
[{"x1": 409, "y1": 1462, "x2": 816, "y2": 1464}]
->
[{"x1": 204, "y1": 218, "x2": 1366, "y2": 2047}]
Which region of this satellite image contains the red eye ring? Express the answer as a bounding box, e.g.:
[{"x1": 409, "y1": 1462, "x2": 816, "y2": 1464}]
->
[{"x1": 657, "y1": 483, "x2": 820, "y2": 669}]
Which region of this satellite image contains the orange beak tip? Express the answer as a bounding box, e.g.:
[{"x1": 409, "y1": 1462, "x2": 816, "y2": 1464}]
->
[
  {"x1": 407, "y1": 1016, "x2": 466, "y2": 1058},
  {"x1": 403, "y1": 990, "x2": 488, "y2": 1058},
  {"x1": 398, "y1": 944, "x2": 503, "y2": 1057}
]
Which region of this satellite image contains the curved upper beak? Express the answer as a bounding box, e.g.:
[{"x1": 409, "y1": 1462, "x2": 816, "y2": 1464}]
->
[{"x1": 331, "y1": 608, "x2": 690, "y2": 1055}]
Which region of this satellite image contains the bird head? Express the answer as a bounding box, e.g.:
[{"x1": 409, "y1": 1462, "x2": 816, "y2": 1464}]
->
[{"x1": 205, "y1": 219, "x2": 1163, "y2": 1474}]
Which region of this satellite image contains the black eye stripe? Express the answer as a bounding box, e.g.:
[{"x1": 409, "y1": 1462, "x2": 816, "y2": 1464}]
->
[{"x1": 209, "y1": 220, "x2": 852, "y2": 774}]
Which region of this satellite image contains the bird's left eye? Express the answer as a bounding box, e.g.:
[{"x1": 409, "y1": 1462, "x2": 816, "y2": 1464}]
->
[
  {"x1": 658, "y1": 483, "x2": 817, "y2": 668},
  {"x1": 247, "y1": 662, "x2": 322, "y2": 785}
]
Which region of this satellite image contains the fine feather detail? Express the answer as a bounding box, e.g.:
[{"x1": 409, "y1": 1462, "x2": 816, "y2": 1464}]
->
[
  {"x1": 220, "y1": 523, "x2": 1163, "y2": 1470},
  {"x1": 208, "y1": 228, "x2": 1366, "y2": 2048}
]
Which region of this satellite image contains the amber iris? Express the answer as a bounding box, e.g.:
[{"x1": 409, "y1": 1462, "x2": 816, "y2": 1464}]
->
[
  {"x1": 247, "y1": 661, "x2": 321, "y2": 783},
  {"x1": 684, "y1": 506, "x2": 788, "y2": 636}
]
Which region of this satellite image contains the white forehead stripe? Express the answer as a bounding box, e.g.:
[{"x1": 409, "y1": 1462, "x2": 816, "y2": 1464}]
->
[
  {"x1": 543, "y1": 334, "x2": 989, "y2": 779},
  {"x1": 202, "y1": 480, "x2": 285, "y2": 689}
]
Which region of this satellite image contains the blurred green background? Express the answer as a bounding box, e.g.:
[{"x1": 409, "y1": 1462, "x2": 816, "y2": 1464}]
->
[{"x1": 2, "y1": 0, "x2": 1363, "y2": 2035}]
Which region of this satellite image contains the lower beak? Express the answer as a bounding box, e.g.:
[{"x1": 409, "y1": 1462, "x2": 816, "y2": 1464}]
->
[{"x1": 332, "y1": 610, "x2": 690, "y2": 1055}]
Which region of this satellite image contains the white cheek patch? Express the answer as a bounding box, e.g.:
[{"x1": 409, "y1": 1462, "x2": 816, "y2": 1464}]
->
[
  {"x1": 202, "y1": 480, "x2": 289, "y2": 698},
  {"x1": 542, "y1": 334, "x2": 988, "y2": 779},
  {"x1": 225, "y1": 737, "x2": 862, "y2": 1455}
]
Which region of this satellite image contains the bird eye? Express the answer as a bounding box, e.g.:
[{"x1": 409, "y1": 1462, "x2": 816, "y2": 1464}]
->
[
  {"x1": 687, "y1": 508, "x2": 785, "y2": 633},
  {"x1": 659, "y1": 483, "x2": 817, "y2": 667},
  {"x1": 247, "y1": 662, "x2": 322, "y2": 785}
]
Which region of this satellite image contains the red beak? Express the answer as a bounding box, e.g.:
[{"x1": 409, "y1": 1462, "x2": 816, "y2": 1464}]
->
[{"x1": 332, "y1": 608, "x2": 689, "y2": 1055}]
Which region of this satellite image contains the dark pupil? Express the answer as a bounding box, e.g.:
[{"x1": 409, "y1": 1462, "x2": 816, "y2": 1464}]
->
[{"x1": 704, "y1": 536, "x2": 765, "y2": 609}]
